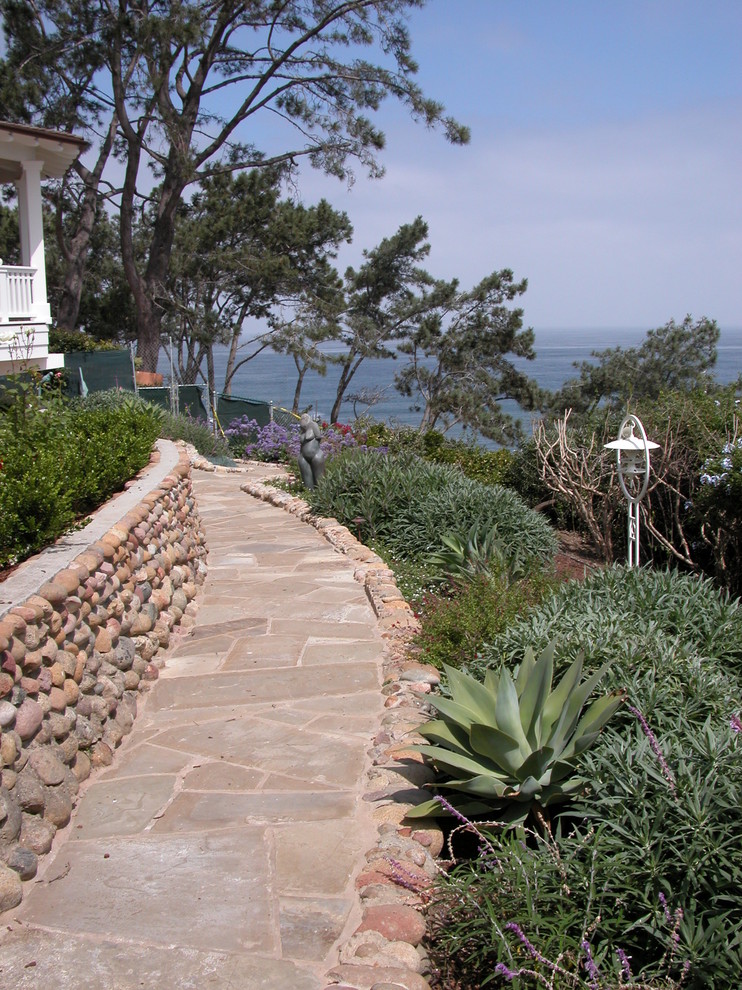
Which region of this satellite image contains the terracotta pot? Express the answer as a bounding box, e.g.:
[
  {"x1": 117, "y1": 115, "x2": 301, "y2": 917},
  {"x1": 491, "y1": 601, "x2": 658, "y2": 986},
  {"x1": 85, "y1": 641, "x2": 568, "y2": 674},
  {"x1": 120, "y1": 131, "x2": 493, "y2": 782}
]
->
[{"x1": 135, "y1": 371, "x2": 164, "y2": 387}]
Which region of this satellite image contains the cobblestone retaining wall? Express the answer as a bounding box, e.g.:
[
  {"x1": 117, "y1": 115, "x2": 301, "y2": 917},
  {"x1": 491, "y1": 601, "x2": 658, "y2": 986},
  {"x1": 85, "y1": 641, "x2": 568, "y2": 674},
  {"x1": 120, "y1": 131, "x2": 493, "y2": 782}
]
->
[{"x1": 0, "y1": 447, "x2": 207, "y2": 907}]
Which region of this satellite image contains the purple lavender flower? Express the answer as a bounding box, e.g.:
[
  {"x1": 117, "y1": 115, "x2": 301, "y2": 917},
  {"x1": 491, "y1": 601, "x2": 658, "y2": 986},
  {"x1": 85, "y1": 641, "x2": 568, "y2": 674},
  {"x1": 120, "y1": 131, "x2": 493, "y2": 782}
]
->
[
  {"x1": 730, "y1": 713, "x2": 742, "y2": 734},
  {"x1": 658, "y1": 891, "x2": 672, "y2": 924},
  {"x1": 581, "y1": 940, "x2": 600, "y2": 988},
  {"x1": 435, "y1": 794, "x2": 474, "y2": 827},
  {"x1": 505, "y1": 922, "x2": 570, "y2": 975},
  {"x1": 494, "y1": 961, "x2": 520, "y2": 980},
  {"x1": 616, "y1": 947, "x2": 632, "y2": 979},
  {"x1": 628, "y1": 705, "x2": 676, "y2": 793}
]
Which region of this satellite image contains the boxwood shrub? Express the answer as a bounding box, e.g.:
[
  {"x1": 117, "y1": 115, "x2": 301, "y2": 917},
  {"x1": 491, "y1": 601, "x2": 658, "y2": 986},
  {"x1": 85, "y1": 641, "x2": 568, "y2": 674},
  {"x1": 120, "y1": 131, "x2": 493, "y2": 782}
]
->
[{"x1": 0, "y1": 390, "x2": 160, "y2": 567}]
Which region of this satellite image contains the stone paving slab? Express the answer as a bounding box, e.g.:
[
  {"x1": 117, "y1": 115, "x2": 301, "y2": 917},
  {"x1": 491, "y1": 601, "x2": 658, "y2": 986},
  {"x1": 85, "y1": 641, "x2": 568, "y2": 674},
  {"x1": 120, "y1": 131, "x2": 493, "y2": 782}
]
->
[
  {"x1": 0, "y1": 929, "x2": 320, "y2": 990},
  {"x1": 0, "y1": 466, "x2": 385, "y2": 989}
]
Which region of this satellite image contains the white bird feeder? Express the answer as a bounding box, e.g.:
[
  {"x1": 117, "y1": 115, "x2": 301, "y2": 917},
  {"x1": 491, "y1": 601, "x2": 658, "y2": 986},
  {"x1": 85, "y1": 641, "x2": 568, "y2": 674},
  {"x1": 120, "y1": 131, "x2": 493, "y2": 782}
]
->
[{"x1": 604, "y1": 414, "x2": 660, "y2": 567}]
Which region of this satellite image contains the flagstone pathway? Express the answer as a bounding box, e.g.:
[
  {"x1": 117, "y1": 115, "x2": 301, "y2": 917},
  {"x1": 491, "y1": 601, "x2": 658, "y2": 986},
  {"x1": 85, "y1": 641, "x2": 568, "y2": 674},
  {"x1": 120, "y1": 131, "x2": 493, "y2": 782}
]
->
[{"x1": 0, "y1": 466, "x2": 386, "y2": 988}]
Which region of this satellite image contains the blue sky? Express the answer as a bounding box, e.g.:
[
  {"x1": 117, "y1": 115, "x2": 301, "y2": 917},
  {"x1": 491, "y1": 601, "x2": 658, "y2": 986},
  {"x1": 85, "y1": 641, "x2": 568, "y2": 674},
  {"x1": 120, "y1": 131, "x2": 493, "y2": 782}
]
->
[{"x1": 298, "y1": 1, "x2": 742, "y2": 330}]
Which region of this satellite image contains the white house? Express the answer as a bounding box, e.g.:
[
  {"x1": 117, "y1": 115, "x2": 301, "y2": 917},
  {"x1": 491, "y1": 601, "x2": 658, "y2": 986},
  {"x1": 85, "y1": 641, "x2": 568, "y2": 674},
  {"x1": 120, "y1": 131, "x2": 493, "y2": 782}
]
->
[{"x1": 0, "y1": 121, "x2": 87, "y2": 376}]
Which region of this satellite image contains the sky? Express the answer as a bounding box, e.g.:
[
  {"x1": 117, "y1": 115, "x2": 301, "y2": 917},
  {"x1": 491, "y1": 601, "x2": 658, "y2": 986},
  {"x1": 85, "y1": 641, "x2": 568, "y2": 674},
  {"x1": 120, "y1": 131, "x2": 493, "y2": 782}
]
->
[
  {"x1": 3, "y1": 1, "x2": 739, "y2": 334},
  {"x1": 295, "y1": 0, "x2": 742, "y2": 331}
]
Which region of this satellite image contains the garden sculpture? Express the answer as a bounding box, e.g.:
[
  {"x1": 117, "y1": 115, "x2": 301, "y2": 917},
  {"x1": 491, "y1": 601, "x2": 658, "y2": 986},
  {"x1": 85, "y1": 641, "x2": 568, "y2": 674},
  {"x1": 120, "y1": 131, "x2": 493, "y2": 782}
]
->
[{"x1": 297, "y1": 414, "x2": 326, "y2": 489}]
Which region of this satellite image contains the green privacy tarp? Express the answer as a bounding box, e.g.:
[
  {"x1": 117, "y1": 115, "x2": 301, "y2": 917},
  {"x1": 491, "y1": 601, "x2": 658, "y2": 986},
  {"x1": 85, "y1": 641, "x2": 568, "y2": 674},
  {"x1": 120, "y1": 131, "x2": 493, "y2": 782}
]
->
[
  {"x1": 136, "y1": 385, "x2": 208, "y2": 419},
  {"x1": 63, "y1": 350, "x2": 135, "y2": 395},
  {"x1": 215, "y1": 394, "x2": 272, "y2": 429},
  {"x1": 132, "y1": 388, "x2": 272, "y2": 429}
]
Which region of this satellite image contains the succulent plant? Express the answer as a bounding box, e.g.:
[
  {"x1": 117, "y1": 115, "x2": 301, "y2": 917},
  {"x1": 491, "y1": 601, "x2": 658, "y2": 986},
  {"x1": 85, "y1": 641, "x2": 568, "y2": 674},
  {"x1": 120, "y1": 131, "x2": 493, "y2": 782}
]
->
[
  {"x1": 427, "y1": 523, "x2": 528, "y2": 587},
  {"x1": 407, "y1": 641, "x2": 624, "y2": 827}
]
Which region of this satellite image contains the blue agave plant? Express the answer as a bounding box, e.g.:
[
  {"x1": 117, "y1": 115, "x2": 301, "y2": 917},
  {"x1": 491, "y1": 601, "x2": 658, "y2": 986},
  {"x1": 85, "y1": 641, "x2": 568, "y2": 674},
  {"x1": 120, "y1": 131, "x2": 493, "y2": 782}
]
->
[{"x1": 407, "y1": 641, "x2": 624, "y2": 827}]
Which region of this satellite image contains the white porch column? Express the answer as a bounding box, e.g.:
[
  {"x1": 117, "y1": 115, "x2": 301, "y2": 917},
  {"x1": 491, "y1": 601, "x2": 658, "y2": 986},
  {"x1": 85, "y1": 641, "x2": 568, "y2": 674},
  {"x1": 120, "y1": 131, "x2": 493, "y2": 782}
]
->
[{"x1": 15, "y1": 159, "x2": 51, "y2": 323}]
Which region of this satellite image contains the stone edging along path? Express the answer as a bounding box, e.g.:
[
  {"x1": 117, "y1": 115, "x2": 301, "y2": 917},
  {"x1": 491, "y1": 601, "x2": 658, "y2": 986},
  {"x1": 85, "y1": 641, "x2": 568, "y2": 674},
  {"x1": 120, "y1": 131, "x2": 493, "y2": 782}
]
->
[
  {"x1": 233, "y1": 466, "x2": 446, "y2": 990},
  {"x1": 0, "y1": 441, "x2": 207, "y2": 910}
]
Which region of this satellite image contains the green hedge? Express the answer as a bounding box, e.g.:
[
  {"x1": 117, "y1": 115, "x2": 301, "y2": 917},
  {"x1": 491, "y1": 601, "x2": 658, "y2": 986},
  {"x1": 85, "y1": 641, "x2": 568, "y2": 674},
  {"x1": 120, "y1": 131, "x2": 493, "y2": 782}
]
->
[{"x1": 0, "y1": 391, "x2": 160, "y2": 568}]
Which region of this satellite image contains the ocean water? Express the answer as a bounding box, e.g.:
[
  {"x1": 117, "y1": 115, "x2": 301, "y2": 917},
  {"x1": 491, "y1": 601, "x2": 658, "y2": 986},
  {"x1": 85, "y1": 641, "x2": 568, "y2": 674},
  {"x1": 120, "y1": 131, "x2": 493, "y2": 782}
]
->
[{"x1": 164, "y1": 326, "x2": 742, "y2": 435}]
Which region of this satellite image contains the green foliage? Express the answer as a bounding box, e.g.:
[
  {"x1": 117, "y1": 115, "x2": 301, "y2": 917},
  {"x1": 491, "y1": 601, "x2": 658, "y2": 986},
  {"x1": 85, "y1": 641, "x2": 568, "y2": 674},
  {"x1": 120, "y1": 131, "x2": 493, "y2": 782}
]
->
[
  {"x1": 166, "y1": 170, "x2": 352, "y2": 393},
  {"x1": 361, "y1": 423, "x2": 516, "y2": 486},
  {"x1": 471, "y1": 565, "x2": 742, "y2": 682},
  {"x1": 331, "y1": 216, "x2": 435, "y2": 423},
  {"x1": 437, "y1": 443, "x2": 514, "y2": 487},
  {"x1": 430, "y1": 827, "x2": 695, "y2": 989},
  {"x1": 72, "y1": 388, "x2": 231, "y2": 461},
  {"x1": 395, "y1": 268, "x2": 540, "y2": 444},
  {"x1": 49, "y1": 328, "x2": 125, "y2": 353},
  {"x1": 0, "y1": 386, "x2": 158, "y2": 567},
  {"x1": 159, "y1": 412, "x2": 232, "y2": 461},
  {"x1": 411, "y1": 570, "x2": 554, "y2": 671},
  {"x1": 546, "y1": 315, "x2": 720, "y2": 416},
  {"x1": 427, "y1": 525, "x2": 507, "y2": 585},
  {"x1": 434, "y1": 567, "x2": 742, "y2": 988},
  {"x1": 389, "y1": 469, "x2": 557, "y2": 566},
  {"x1": 408, "y1": 642, "x2": 623, "y2": 825},
  {"x1": 427, "y1": 523, "x2": 532, "y2": 587},
  {"x1": 5, "y1": 0, "x2": 468, "y2": 372},
  {"x1": 305, "y1": 449, "x2": 557, "y2": 568}
]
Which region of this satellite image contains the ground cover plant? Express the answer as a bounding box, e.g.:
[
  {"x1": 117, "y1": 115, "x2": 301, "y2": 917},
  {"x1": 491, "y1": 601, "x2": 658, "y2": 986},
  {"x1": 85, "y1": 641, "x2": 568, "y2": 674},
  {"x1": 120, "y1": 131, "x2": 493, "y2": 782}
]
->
[
  {"x1": 306, "y1": 448, "x2": 557, "y2": 566},
  {"x1": 0, "y1": 384, "x2": 159, "y2": 568},
  {"x1": 410, "y1": 572, "x2": 555, "y2": 671},
  {"x1": 425, "y1": 566, "x2": 742, "y2": 989}
]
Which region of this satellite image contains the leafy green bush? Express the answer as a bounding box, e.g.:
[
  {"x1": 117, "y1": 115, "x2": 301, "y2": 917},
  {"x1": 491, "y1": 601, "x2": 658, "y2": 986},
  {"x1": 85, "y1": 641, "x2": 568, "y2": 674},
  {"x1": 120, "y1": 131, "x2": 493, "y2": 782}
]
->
[
  {"x1": 74, "y1": 389, "x2": 232, "y2": 461},
  {"x1": 360, "y1": 421, "x2": 515, "y2": 486},
  {"x1": 159, "y1": 410, "x2": 232, "y2": 461},
  {"x1": 306, "y1": 449, "x2": 557, "y2": 567},
  {"x1": 426, "y1": 437, "x2": 515, "y2": 487},
  {"x1": 49, "y1": 328, "x2": 124, "y2": 353},
  {"x1": 387, "y1": 470, "x2": 557, "y2": 565},
  {"x1": 429, "y1": 567, "x2": 742, "y2": 988},
  {"x1": 0, "y1": 387, "x2": 159, "y2": 567},
  {"x1": 306, "y1": 449, "x2": 450, "y2": 547},
  {"x1": 412, "y1": 573, "x2": 553, "y2": 670},
  {"x1": 66, "y1": 404, "x2": 161, "y2": 510}
]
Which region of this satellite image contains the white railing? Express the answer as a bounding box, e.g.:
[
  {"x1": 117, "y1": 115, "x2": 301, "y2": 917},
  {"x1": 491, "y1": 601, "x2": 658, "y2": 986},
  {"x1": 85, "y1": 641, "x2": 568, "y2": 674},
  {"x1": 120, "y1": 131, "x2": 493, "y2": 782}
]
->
[{"x1": 0, "y1": 264, "x2": 36, "y2": 323}]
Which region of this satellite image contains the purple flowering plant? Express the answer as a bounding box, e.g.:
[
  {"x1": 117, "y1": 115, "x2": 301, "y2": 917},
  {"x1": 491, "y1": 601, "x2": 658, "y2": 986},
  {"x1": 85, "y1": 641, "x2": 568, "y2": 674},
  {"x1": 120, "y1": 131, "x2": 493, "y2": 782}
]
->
[{"x1": 224, "y1": 415, "x2": 382, "y2": 468}]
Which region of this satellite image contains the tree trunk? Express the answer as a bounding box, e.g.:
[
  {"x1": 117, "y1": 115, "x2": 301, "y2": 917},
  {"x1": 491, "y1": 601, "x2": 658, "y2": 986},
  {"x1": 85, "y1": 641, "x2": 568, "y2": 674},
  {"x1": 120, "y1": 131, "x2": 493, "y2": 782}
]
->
[
  {"x1": 55, "y1": 247, "x2": 88, "y2": 330},
  {"x1": 55, "y1": 115, "x2": 117, "y2": 331},
  {"x1": 292, "y1": 356, "x2": 307, "y2": 413},
  {"x1": 206, "y1": 345, "x2": 216, "y2": 402},
  {"x1": 135, "y1": 293, "x2": 163, "y2": 373},
  {"x1": 118, "y1": 114, "x2": 188, "y2": 371},
  {"x1": 224, "y1": 326, "x2": 242, "y2": 395},
  {"x1": 331, "y1": 356, "x2": 359, "y2": 423}
]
